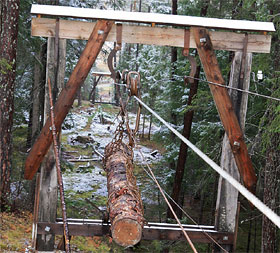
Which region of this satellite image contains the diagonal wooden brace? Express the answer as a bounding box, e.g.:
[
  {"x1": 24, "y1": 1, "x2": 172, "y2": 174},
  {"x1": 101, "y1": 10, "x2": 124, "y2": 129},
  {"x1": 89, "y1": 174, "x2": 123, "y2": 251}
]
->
[
  {"x1": 191, "y1": 27, "x2": 257, "y2": 193},
  {"x1": 24, "y1": 20, "x2": 113, "y2": 180}
]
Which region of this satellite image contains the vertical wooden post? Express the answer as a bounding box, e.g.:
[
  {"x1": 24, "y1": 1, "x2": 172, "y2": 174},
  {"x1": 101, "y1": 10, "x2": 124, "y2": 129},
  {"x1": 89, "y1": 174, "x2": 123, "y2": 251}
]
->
[
  {"x1": 36, "y1": 38, "x2": 66, "y2": 250},
  {"x1": 215, "y1": 52, "x2": 252, "y2": 252}
]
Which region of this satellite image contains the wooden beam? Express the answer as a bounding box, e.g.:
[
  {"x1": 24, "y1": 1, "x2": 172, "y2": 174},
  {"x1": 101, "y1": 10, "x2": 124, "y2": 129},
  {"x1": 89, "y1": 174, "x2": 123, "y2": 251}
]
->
[
  {"x1": 92, "y1": 71, "x2": 111, "y2": 77},
  {"x1": 192, "y1": 27, "x2": 257, "y2": 194},
  {"x1": 32, "y1": 18, "x2": 272, "y2": 54},
  {"x1": 37, "y1": 220, "x2": 234, "y2": 244},
  {"x1": 31, "y1": 4, "x2": 275, "y2": 32},
  {"x1": 24, "y1": 20, "x2": 113, "y2": 180}
]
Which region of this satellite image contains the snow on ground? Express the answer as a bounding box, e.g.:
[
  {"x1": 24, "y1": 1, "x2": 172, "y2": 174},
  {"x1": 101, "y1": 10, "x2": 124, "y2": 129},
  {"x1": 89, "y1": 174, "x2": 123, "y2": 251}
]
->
[{"x1": 61, "y1": 105, "x2": 163, "y2": 208}]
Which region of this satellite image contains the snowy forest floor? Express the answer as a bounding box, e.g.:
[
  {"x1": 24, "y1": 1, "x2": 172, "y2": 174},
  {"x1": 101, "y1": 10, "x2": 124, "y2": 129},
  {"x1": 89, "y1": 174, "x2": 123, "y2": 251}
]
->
[{"x1": 0, "y1": 101, "x2": 263, "y2": 252}]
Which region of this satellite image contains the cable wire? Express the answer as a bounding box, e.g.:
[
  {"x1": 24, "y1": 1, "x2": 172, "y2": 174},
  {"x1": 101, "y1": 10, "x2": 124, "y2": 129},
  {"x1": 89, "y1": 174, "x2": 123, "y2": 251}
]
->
[
  {"x1": 136, "y1": 149, "x2": 198, "y2": 253},
  {"x1": 133, "y1": 95, "x2": 280, "y2": 228},
  {"x1": 137, "y1": 149, "x2": 228, "y2": 253},
  {"x1": 185, "y1": 75, "x2": 280, "y2": 102}
]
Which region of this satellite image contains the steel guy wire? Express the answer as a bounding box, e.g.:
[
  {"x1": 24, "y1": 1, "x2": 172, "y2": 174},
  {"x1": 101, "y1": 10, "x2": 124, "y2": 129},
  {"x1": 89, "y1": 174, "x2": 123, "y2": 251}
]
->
[
  {"x1": 133, "y1": 95, "x2": 280, "y2": 228},
  {"x1": 114, "y1": 74, "x2": 280, "y2": 102},
  {"x1": 135, "y1": 148, "x2": 198, "y2": 253},
  {"x1": 136, "y1": 147, "x2": 228, "y2": 253},
  {"x1": 185, "y1": 75, "x2": 280, "y2": 102}
]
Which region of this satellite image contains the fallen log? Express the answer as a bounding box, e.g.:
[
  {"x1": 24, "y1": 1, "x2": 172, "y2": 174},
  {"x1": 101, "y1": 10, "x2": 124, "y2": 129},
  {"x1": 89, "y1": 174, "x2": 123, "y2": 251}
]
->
[{"x1": 104, "y1": 141, "x2": 144, "y2": 247}]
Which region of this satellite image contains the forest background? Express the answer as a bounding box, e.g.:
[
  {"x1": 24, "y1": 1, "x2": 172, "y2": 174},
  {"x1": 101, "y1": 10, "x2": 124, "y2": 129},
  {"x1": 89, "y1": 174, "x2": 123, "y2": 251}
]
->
[{"x1": 0, "y1": 0, "x2": 279, "y2": 252}]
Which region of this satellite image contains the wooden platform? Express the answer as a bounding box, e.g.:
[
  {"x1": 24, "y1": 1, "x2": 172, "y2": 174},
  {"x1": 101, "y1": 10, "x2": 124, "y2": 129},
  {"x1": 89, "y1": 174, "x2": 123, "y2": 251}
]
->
[
  {"x1": 31, "y1": 4, "x2": 275, "y2": 32},
  {"x1": 32, "y1": 18, "x2": 272, "y2": 53},
  {"x1": 37, "y1": 219, "x2": 234, "y2": 244}
]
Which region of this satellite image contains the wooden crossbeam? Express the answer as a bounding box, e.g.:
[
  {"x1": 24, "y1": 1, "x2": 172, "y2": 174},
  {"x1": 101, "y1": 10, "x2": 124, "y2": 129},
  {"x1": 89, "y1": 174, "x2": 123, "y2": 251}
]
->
[
  {"x1": 31, "y1": 4, "x2": 275, "y2": 32},
  {"x1": 37, "y1": 220, "x2": 234, "y2": 244},
  {"x1": 192, "y1": 27, "x2": 257, "y2": 193},
  {"x1": 24, "y1": 20, "x2": 113, "y2": 180},
  {"x1": 32, "y1": 18, "x2": 272, "y2": 54}
]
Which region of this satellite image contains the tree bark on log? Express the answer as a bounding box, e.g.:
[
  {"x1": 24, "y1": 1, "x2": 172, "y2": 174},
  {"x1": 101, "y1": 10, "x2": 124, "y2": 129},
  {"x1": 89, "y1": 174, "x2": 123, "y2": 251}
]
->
[
  {"x1": 104, "y1": 142, "x2": 144, "y2": 247},
  {"x1": 0, "y1": 0, "x2": 20, "y2": 210}
]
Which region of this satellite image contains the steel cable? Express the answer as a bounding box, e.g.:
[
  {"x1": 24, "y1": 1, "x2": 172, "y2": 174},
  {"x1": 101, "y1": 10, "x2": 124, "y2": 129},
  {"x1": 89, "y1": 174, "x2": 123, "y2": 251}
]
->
[{"x1": 133, "y1": 95, "x2": 280, "y2": 228}]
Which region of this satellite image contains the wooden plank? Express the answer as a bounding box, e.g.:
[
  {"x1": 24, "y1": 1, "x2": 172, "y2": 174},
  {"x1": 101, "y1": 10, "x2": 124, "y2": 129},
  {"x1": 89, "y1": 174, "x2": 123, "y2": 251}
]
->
[
  {"x1": 92, "y1": 71, "x2": 111, "y2": 76},
  {"x1": 32, "y1": 18, "x2": 272, "y2": 53},
  {"x1": 30, "y1": 4, "x2": 275, "y2": 32},
  {"x1": 192, "y1": 27, "x2": 257, "y2": 194},
  {"x1": 24, "y1": 20, "x2": 114, "y2": 180},
  {"x1": 37, "y1": 222, "x2": 234, "y2": 244}
]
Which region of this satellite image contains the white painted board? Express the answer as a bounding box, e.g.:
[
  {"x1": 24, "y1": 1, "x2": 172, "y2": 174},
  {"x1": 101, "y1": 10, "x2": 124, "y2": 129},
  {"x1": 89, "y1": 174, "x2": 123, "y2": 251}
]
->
[{"x1": 31, "y1": 4, "x2": 275, "y2": 32}]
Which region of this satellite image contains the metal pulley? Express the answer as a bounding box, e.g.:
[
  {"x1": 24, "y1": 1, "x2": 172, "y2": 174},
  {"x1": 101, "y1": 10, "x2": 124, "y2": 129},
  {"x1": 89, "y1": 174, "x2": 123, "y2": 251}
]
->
[{"x1": 126, "y1": 71, "x2": 140, "y2": 97}]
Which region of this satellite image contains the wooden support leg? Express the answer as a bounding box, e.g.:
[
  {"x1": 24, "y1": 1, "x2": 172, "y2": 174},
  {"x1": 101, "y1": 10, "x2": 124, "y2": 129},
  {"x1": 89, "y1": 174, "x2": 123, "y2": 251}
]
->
[
  {"x1": 25, "y1": 20, "x2": 113, "y2": 180},
  {"x1": 192, "y1": 27, "x2": 257, "y2": 193}
]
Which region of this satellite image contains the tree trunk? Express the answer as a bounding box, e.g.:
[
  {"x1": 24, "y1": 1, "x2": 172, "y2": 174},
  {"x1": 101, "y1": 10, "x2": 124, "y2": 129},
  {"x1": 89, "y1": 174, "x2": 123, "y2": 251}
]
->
[
  {"x1": 167, "y1": 66, "x2": 200, "y2": 219},
  {"x1": 104, "y1": 141, "x2": 144, "y2": 247},
  {"x1": 0, "y1": 0, "x2": 20, "y2": 211},
  {"x1": 261, "y1": 94, "x2": 280, "y2": 252}
]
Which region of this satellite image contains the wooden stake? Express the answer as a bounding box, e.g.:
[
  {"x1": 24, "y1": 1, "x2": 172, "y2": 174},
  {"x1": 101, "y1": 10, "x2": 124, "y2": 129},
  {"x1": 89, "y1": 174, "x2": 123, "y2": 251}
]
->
[
  {"x1": 192, "y1": 27, "x2": 257, "y2": 193},
  {"x1": 47, "y1": 78, "x2": 70, "y2": 252},
  {"x1": 25, "y1": 20, "x2": 113, "y2": 180}
]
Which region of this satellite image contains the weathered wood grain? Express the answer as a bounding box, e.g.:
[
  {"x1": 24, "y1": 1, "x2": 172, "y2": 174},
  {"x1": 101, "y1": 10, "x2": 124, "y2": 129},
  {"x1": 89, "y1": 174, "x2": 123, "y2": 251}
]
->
[
  {"x1": 24, "y1": 20, "x2": 113, "y2": 180},
  {"x1": 31, "y1": 18, "x2": 272, "y2": 53},
  {"x1": 192, "y1": 27, "x2": 257, "y2": 193}
]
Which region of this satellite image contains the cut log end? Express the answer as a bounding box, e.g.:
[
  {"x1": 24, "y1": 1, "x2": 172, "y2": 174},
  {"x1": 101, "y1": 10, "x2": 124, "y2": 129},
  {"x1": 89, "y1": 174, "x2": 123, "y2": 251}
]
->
[{"x1": 112, "y1": 218, "x2": 142, "y2": 247}]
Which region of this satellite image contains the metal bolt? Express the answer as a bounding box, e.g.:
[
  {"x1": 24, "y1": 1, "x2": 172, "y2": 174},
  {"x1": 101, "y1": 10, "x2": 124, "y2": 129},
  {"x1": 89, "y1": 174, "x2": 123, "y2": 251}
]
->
[
  {"x1": 45, "y1": 226, "x2": 51, "y2": 232},
  {"x1": 98, "y1": 30, "x2": 104, "y2": 35},
  {"x1": 200, "y1": 38, "x2": 206, "y2": 43},
  {"x1": 234, "y1": 141, "x2": 240, "y2": 147}
]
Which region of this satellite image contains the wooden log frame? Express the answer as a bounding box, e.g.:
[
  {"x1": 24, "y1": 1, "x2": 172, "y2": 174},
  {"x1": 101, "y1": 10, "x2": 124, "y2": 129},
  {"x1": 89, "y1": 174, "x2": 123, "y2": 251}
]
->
[
  {"x1": 37, "y1": 219, "x2": 234, "y2": 245},
  {"x1": 104, "y1": 141, "x2": 144, "y2": 247},
  {"x1": 24, "y1": 20, "x2": 113, "y2": 180},
  {"x1": 32, "y1": 18, "x2": 272, "y2": 54},
  {"x1": 192, "y1": 27, "x2": 257, "y2": 193}
]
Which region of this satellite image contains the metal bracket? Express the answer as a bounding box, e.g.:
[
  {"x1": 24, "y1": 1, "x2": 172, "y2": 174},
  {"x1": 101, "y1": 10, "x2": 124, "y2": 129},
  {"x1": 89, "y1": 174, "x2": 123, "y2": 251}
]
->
[
  {"x1": 108, "y1": 23, "x2": 123, "y2": 80},
  {"x1": 240, "y1": 33, "x2": 248, "y2": 80},
  {"x1": 115, "y1": 23, "x2": 122, "y2": 50},
  {"x1": 182, "y1": 29, "x2": 197, "y2": 84},
  {"x1": 182, "y1": 29, "x2": 190, "y2": 57}
]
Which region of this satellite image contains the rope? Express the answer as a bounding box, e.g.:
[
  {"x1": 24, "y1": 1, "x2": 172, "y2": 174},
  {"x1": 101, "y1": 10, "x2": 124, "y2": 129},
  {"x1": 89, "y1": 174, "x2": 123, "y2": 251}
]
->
[
  {"x1": 137, "y1": 149, "x2": 198, "y2": 253},
  {"x1": 133, "y1": 95, "x2": 280, "y2": 229},
  {"x1": 185, "y1": 75, "x2": 280, "y2": 102},
  {"x1": 137, "y1": 149, "x2": 228, "y2": 253}
]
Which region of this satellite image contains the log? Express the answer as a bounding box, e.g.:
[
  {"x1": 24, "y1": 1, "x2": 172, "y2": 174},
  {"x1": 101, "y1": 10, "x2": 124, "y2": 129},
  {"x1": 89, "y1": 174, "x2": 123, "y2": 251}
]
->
[
  {"x1": 104, "y1": 142, "x2": 144, "y2": 247},
  {"x1": 192, "y1": 27, "x2": 257, "y2": 193},
  {"x1": 24, "y1": 20, "x2": 113, "y2": 180}
]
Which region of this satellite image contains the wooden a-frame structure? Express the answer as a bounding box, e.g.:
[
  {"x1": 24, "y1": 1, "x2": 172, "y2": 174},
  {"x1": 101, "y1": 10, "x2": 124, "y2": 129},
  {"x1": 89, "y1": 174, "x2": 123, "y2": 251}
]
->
[{"x1": 25, "y1": 4, "x2": 274, "y2": 251}]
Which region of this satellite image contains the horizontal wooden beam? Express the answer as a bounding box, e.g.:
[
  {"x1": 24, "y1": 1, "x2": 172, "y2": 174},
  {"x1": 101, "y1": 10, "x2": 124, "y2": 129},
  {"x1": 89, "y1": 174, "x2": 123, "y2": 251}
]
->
[
  {"x1": 31, "y1": 4, "x2": 275, "y2": 32},
  {"x1": 37, "y1": 220, "x2": 234, "y2": 244},
  {"x1": 32, "y1": 18, "x2": 272, "y2": 53},
  {"x1": 92, "y1": 71, "x2": 111, "y2": 77}
]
